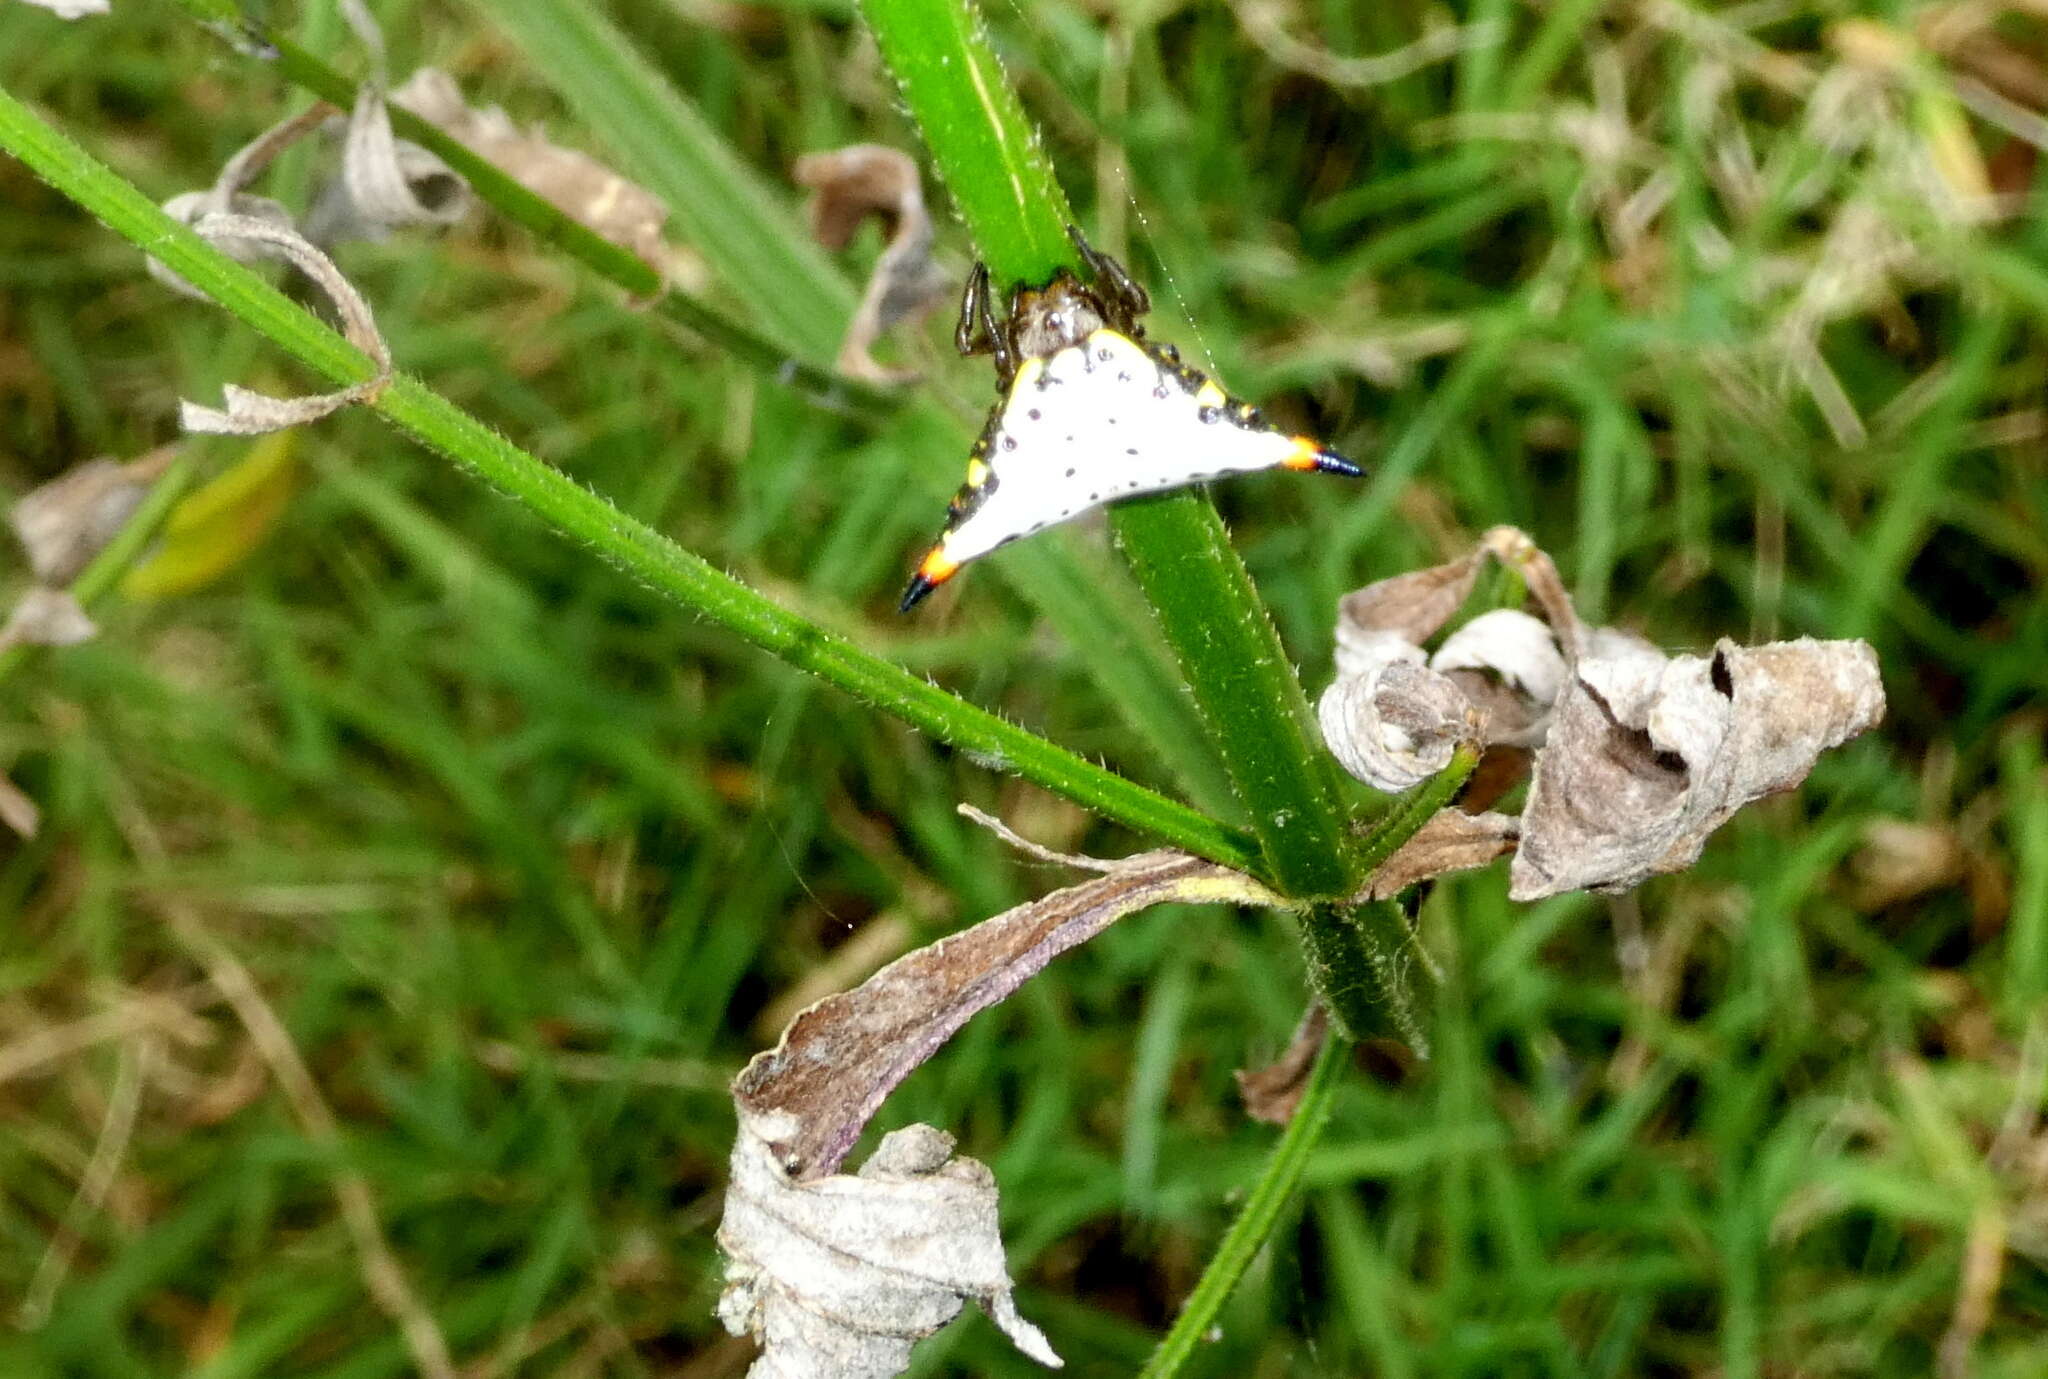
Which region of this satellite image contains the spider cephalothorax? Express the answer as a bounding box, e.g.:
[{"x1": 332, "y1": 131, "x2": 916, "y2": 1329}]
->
[{"x1": 900, "y1": 226, "x2": 1361, "y2": 613}]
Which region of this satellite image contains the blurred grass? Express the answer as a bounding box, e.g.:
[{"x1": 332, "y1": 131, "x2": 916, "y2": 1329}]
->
[{"x1": 3, "y1": 0, "x2": 2046, "y2": 1376}]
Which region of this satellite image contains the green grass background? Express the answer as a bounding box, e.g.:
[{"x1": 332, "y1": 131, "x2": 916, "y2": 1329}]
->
[{"x1": 3, "y1": 0, "x2": 2045, "y2": 1375}]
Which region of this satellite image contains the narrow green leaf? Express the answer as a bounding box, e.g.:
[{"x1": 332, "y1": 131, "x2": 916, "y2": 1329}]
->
[{"x1": 859, "y1": 0, "x2": 1073, "y2": 289}]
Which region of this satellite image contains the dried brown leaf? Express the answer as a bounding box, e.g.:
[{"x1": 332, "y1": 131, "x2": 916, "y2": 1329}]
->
[
  {"x1": 1362, "y1": 808, "x2": 1520, "y2": 900},
  {"x1": 0, "y1": 587, "x2": 97, "y2": 652},
  {"x1": 390, "y1": 68, "x2": 670, "y2": 271},
  {"x1": 1235, "y1": 1005, "x2": 1329, "y2": 1126},
  {"x1": 733, "y1": 844, "x2": 1280, "y2": 1178},
  {"x1": 1335, "y1": 550, "x2": 1483, "y2": 649},
  {"x1": 1511, "y1": 637, "x2": 1884, "y2": 899},
  {"x1": 793, "y1": 145, "x2": 950, "y2": 384},
  {"x1": 1432, "y1": 609, "x2": 1569, "y2": 746},
  {"x1": 9, "y1": 449, "x2": 170, "y2": 584},
  {"x1": 1323, "y1": 527, "x2": 1584, "y2": 783},
  {"x1": 718, "y1": 1119, "x2": 1060, "y2": 1377},
  {"x1": 147, "y1": 106, "x2": 334, "y2": 301},
  {"x1": 720, "y1": 817, "x2": 1283, "y2": 1375},
  {"x1": 1319, "y1": 657, "x2": 1481, "y2": 792},
  {"x1": 304, "y1": 85, "x2": 469, "y2": 244},
  {"x1": 1432, "y1": 609, "x2": 1569, "y2": 706},
  {"x1": 177, "y1": 214, "x2": 392, "y2": 436}
]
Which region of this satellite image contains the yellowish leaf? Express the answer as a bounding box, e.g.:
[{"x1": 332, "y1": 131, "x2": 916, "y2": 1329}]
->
[{"x1": 122, "y1": 430, "x2": 300, "y2": 599}]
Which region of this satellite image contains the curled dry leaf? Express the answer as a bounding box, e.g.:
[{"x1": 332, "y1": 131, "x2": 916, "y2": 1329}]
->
[
  {"x1": 718, "y1": 1118, "x2": 1060, "y2": 1378},
  {"x1": 304, "y1": 85, "x2": 469, "y2": 245},
  {"x1": 9, "y1": 448, "x2": 172, "y2": 584},
  {"x1": 1361, "y1": 808, "x2": 1520, "y2": 901},
  {"x1": 792, "y1": 145, "x2": 951, "y2": 383},
  {"x1": 1323, "y1": 526, "x2": 1579, "y2": 788},
  {"x1": 1321, "y1": 525, "x2": 1883, "y2": 903},
  {"x1": 1335, "y1": 549, "x2": 1485, "y2": 648},
  {"x1": 0, "y1": 587, "x2": 97, "y2": 652},
  {"x1": 1511, "y1": 637, "x2": 1884, "y2": 899},
  {"x1": 732, "y1": 834, "x2": 1281, "y2": 1178},
  {"x1": 1319, "y1": 656, "x2": 1480, "y2": 792},
  {"x1": 1433, "y1": 608, "x2": 1567, "y2": 746},
  {"x1": 177, "y1": 213, "x2": 393, "y2": 436},
  {"x1": 148, "y1": 105, "x2": 334, "y2": 301},
  {"x1": 721, "y1": 812, "x2": 1285, "y2": 1374},
  {"x1": 1235, "y1": 1004, "x2": 1329, "y2": 1126},
  {"x1": 390, "y1": 68, "x2": 671, "y2": 272}
]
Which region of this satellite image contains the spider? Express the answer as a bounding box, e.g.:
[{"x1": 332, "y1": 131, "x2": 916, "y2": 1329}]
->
[{"x1": 900, "y1": 226, "x2": 1360, "y2": 613}]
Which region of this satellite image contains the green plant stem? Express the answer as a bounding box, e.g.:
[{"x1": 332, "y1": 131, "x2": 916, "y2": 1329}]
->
[
  {"x1": 1111, "y1": 495, "x2": 1357, "y2": 897},
  {"x1": 0, "y1": 451, "x2": 199, "y2": 687},
  {"x1": 1354, "y1": 743, "x2": 1480, "y2": 881},
  {"x1": 860, "y1": 0, "x2": 1360, "y2": 903},
  {"x1": 858, "y1": 0, "x2": 1074, "y2": 290},
  {"x1": 1136, "y1": 1027, "x2": 1350, "y2": 1379},
  {"x1": 0, "y1": 79, "x2": 1259, "y2": 874},
  {"x1": 1305, "y1": 745, "x2": 1481, "y2": 1050},
  {"x1": 166, "y1": 0, "x2": 891, "y2": 418}
]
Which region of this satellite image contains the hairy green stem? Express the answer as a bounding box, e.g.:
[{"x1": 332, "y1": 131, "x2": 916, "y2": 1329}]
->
[
  {"x1": 0, "y1": 80, "x2": 1259, "y2": 873},
  {"x1": 1305, "y1": 746, "x2": 1480, "y2": 1048},
  {"x1": 1355, "y1": 744, "x2": 1480, "y2": 881},
  {"x1": 1111, "y1": 495, "x2": 1357, "y2": 897},
  {"x1": 1136, "y1": 1027, "x2": 1350, "y2": 1379},
  {"x1": 860, "y1": 0, "x2": 1360, "y2": 903}
]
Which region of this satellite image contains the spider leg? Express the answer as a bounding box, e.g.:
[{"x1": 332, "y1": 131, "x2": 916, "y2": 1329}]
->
[
  {"x1": 1066, "y1": 223, "x2": 1150, "y2": 328},
  {"x1": 955, "y1": 261, "x2": 992, "y2": 358},
  {"x1": 980, "y1": 271, "x2": 1015, "y2": 389},
  {"x1": 955, "y1": 261, "x2": 1017, "y2": 390}
]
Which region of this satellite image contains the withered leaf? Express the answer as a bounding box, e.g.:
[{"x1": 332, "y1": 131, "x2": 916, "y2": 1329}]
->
[
  {"x1": 723, "y1": 817, "x2": 1283, "y2": 1375},
  {"x1": 1511, "y1": 637, "x2": 1884, "y2": 899},
  {"x1": 1335, "y1": 550, "x2": 1483, "y2": 649},
  {"x1": 793, "y1": 145, "x2": 950, "y2": 384},
  {"x1": 733, "y1": 842, "x2": 1280, "y2": 1179},
  {"x1": 1324, "y1": 527, "x2": 1582, "y2": 787},
  {"x1": 304, "y1": 85, "x2": 470, "y2": 244},
  {"x1": 718, "y1": 1118, "x2": 1060, "y2": 1377},
  {"x1": 177, "y1": 213, "x2": 392, "y2": 436},
  {"x1": 9, "y1": 449, "x2": 171, "y2": 585},
  {"x1": 390, "y1": 68, "x2": 671, "y2": 271},
  {"x1": 148, "y1": 105, "x2": 334, "y2": 301},
  {"x1": 1362, "y1": 808, "x2": 1520, "y2": 900},
  {"x1": 1432, "y1": 609, "x2": 1568, "y2": 706},
  {"x1": 0, "y1": 587, "x2": 97, "y2": 652},
  {"x1": 1319, "y1": 657, "x2": 1481, "y2": 793},
  {"x1": 1235, "y1": 1004, "x2": 1329, "y2": 1126}
]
